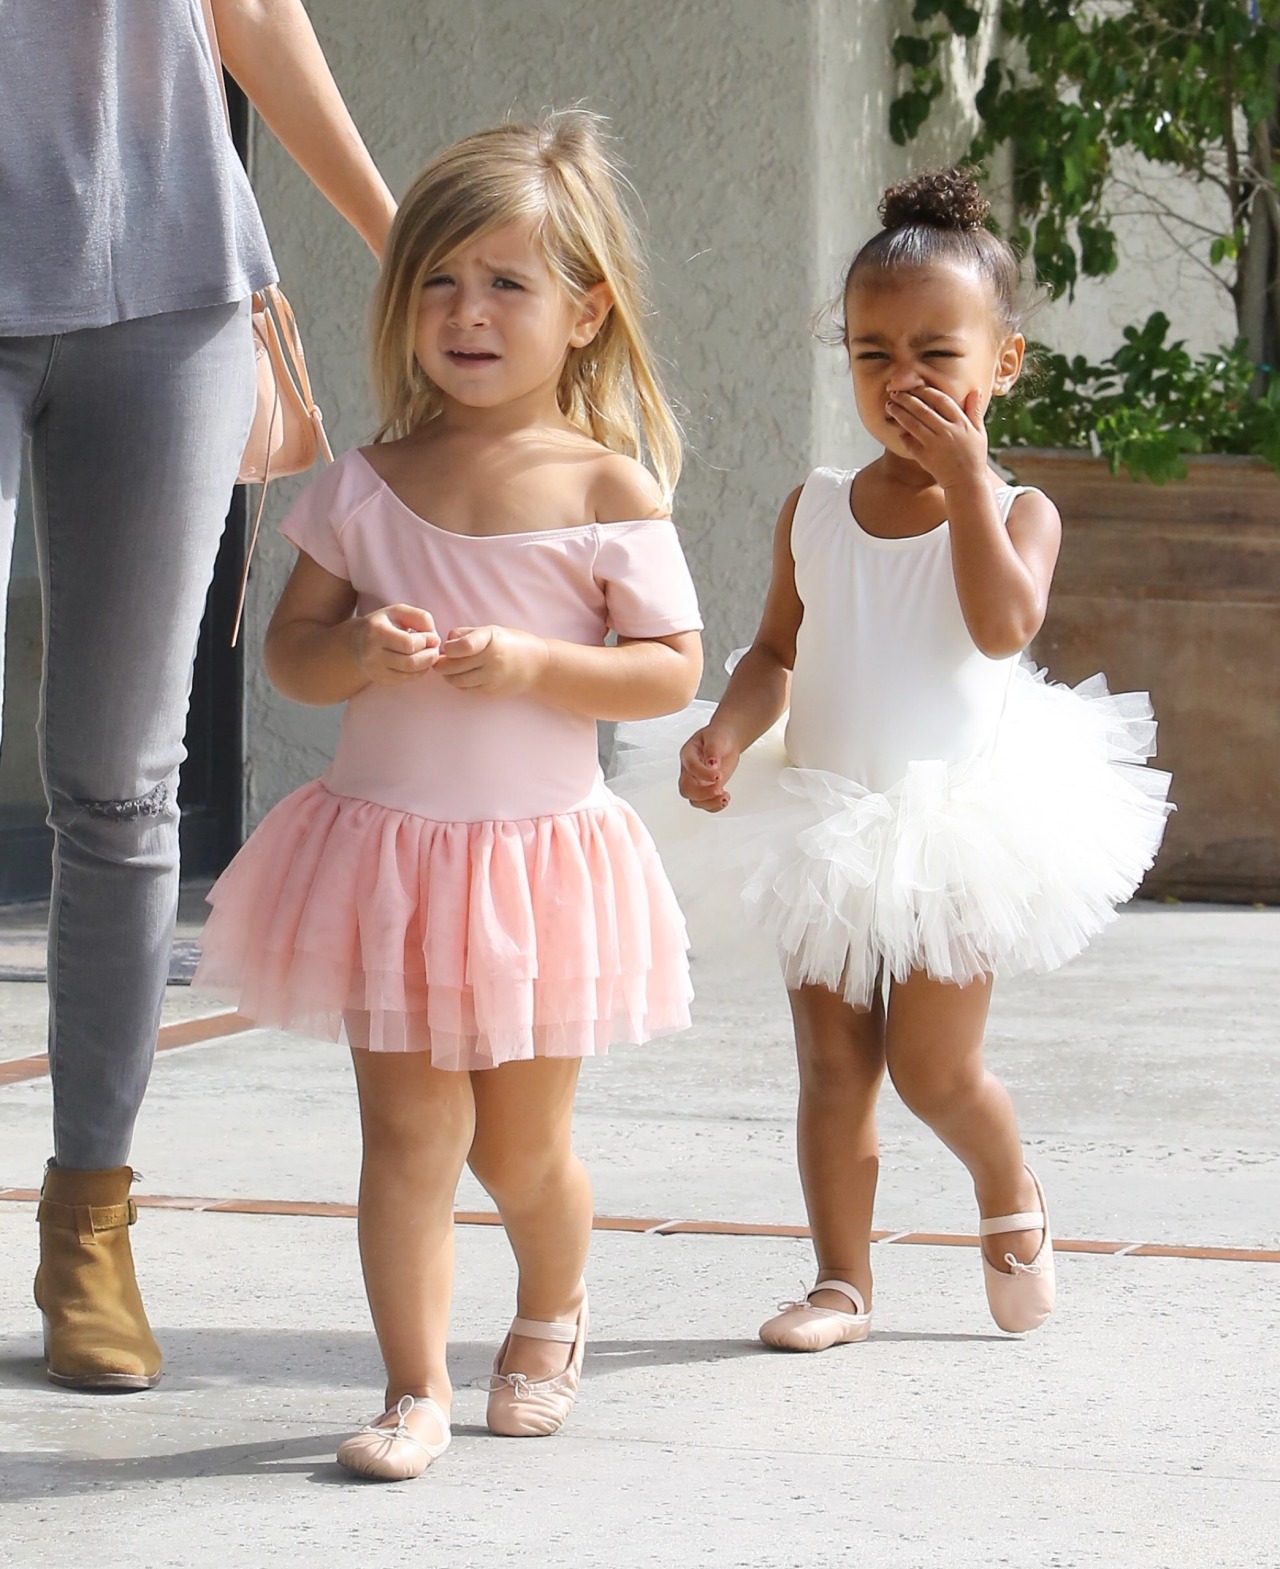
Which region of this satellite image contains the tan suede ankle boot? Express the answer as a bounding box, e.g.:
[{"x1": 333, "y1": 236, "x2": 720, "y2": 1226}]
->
[{"x1": 34, "y1": 1163, "x2": 163, "y2": 1390}]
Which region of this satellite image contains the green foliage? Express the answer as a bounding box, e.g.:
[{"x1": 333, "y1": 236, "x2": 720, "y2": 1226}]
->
[
  {"x1": 889, "y1": 0, "x2": 1280, "y2": 307},
  {"x1": 989, "y1": 312, "x2": 1280, "y2": 482}
]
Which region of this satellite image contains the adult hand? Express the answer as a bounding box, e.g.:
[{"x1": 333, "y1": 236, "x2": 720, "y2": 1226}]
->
[
  {"x1": 354, "y1": 604, "x2": 440, "y2": 685},
  {"x1": 679, "y1": 725, "x2": 742, "y2": 813},
  {"x1": 885, "y1": 386, "x2": 989, "y2": 490},
  {"x1": 436, "y1": 626, "x2": 550, "y2": 697}
]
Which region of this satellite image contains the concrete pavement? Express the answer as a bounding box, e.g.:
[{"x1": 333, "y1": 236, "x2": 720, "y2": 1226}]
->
[{"x1": 1, "y1": 905, "x2": 1278, "y2": 1568}]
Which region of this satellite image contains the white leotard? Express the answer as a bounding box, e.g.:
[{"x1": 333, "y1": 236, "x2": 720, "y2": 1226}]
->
[{"x1": 786, "y1": 467, "x2": 1029, "y2": 794}]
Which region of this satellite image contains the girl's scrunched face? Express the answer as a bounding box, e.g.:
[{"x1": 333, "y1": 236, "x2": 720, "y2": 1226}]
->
[
  {"x1": 413, "y1": 218, "x2": 607, "y2": 414},
  {"x1": 844, "y1": 261, "x2": 1023, "y2": 464}
]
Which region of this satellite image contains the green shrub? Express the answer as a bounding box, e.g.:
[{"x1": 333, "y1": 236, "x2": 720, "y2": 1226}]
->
[{"x1": 991, "y1": 313, "x2": 1280, "y2": 482}]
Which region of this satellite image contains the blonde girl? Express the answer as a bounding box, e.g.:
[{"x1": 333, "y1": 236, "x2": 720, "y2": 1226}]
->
[{"x1": 196, "y1": 111, "x2": 703, "y2": 1479}]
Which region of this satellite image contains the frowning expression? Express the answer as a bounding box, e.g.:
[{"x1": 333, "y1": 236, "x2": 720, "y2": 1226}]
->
[{"x1": 414, "y1": 219, "x2": 607, "y2": 411}]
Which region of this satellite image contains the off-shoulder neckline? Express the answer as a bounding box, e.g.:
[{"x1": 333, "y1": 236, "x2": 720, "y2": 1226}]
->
[{"x1": 349, "y1": 449, "x2": 671, "y2": 542}]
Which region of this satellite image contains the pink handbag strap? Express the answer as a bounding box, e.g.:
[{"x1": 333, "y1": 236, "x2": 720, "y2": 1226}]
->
[
  {"x1": 229, "y1": 294, "x2": 334, "y2": 648},
  {"x1": 265, "y1": 285, "x2": 333, "y2": 454}
]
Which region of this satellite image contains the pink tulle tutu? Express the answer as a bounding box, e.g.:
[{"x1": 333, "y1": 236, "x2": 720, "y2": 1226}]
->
[{"x1": 194, "y1": 782, "x2": 693, "y2": 1069}]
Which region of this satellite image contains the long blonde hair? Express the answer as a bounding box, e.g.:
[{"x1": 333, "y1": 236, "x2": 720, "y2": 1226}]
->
[{"x1": 371, "y1": 110, "x2": 682, "y2": 506}]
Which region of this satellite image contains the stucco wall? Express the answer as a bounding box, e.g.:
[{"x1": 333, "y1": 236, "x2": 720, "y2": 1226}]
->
[{"x1": 1035, "y1": 153, "x2": 1237, "y2": 361}]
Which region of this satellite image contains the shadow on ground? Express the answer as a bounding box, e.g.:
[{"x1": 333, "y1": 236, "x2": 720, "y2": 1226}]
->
[{"x1": 0, "y1": 1322, "x2": 1012, "y2": 1498}]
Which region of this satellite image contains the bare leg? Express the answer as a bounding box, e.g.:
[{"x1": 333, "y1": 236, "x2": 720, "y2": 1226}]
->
[
  {"x1": 468, "y1": 1058, "x2": 591, "y2": 1382},
  {"x1": 884, "y1": 971, "x2": 1042, "y2": 1268},
  {"x1": 348, "y1": 1020, "x2": 475, "y2": 1442},
  {"x1": 789, "y1": 983, "x2": 886, "y2": 1310}
]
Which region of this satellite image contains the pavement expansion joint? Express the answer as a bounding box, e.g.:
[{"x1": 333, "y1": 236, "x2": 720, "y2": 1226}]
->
[
  {"x1": 0, "y1": 1189, "x2": 1275, "y2": 1263},
  {"x1": 0, "y1": 1007, "x2": 255, "y2": 1086},
  {"x1": 4, "y1": 1010, "x2": 1278, "y2": 1264}
]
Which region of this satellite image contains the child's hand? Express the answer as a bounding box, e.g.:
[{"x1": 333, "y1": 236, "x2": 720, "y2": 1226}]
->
[
  {"x1": 679, "y1": 725, "x2": 741, "y2": 812},
  {"x1": 436, "y1": 625, "x2": 550, "y2": 697},
  {"x1": 355, "y1": 604, "x2": 441, "y2": 685},
  {"x1": 886, "y1": 386, "x2": 989, "y2": 489}
]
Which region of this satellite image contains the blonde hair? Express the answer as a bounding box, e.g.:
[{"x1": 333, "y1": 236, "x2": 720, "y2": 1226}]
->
[{"x1": 371, "y1": 110, "x2": 682, "y2": 506}]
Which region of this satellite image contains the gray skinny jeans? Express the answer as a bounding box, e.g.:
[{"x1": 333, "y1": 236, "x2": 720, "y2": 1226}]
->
[{"x1": 0, "y1": 300, "x2": 255, "y2": 1169}]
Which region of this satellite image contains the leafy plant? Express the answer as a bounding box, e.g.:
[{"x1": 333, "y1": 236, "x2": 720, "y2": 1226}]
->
[
  {"x1": 890, "y1": 1, "x2": 1280, "y2": 375},
  {"x1": 989, "y1": 311, "x2": 1280, "y2": 480}
]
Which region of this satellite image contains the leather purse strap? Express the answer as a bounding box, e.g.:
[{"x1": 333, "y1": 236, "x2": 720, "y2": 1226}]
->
[
  {"x1": 229, "y1": 294, "x2": 335, "y2": 647},
  {"x1": 265, "y1": 285, "x2": 333, "y2": 454}
]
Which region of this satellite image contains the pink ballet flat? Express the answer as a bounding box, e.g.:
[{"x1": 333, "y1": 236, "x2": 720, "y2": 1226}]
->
[
  {"x1": 336, "y1": 1393, "x2": 451, "y2": 1481},
  {"x1": 759, "y1": 1279, "x2": 871, "y2": 1352},
  {"x1": 485, "y1": 1292, "x2": 588, "y2": 1438},
  {"x1": 980, "y1": 1167, "x2": 1056, "y2": 1333}
]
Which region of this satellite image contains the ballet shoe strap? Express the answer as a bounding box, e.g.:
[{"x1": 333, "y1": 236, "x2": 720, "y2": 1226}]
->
[
  {"x1": 509, "y1": 1315, "x2": 579, "y2": 1343},
  {"x1": 978, "y1": 1210, "x2": 1044, "y2": 1237},
  {"x1": 361, "y1": 1394, "x2": 451, "y2": 1448},
  {"x1": 811, "y1": 1279, "x2": 867, "y2": 1316}
]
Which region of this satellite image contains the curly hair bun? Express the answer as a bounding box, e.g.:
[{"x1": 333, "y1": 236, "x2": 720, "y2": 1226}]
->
[{"x1": 880, "y1": 168, "x2": 990, "y2": 231}]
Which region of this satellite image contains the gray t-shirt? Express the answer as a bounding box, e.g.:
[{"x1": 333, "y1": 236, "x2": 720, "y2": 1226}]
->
[{"x1": 0, "y1": 0, "x2": 277, "y2": 336}]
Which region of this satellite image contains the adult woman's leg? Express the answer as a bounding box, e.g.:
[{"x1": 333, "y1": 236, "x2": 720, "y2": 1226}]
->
[{"x1": 29, "y1": 301, "x2": 254, "y2": 1387}]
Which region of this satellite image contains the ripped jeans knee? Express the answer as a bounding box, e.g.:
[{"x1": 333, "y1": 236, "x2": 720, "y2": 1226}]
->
[
  {"x1": 48, "y1": 773, "x2": 182, "y2": 874},
  {"x1": 78, "y1": 780, "x2": 170, "y2": 821}
]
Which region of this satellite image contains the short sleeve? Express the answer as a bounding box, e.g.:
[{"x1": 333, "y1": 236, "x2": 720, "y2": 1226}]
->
[
  {"x1": 594, "y1": 519, "x2": 703, "y2": 638},
  {"x1": 278, "y1": 452, "x2": 364, "y2": 580}
]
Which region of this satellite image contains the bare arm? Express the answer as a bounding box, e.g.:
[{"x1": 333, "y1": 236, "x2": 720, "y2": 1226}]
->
[
  {"x1": 679, "y1": 487, "x2": 803, "y2": 811},
  {"x1": 211, "y1": 0, "x2": 397, "y2": 256},
  {"x1": 944, "y1": 480, "x2": 1061, "y2": 655},
  {"x1": 435, "y1": 627, "x2": 703, "y2": 721},
  {"x1": 886, "y1": 385, "x2": 1061, "y2": 655},
  {"x1": 541, "y1": 632, "x2": 703, "y2": 720},
  {"x1": 264, "y1": 551, "x2": 440, "y2": 705}
]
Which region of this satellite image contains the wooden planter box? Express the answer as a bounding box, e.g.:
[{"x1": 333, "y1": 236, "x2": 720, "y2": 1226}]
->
[{"x1": 999, "y1": 450, "x2": 1280, "y2": 904}]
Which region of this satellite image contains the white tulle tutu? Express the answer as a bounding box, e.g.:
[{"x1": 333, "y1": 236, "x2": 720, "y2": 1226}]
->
[{"x1": 609, "y1": 660, "x2": 1173, "y2": 1006}]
